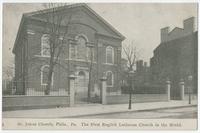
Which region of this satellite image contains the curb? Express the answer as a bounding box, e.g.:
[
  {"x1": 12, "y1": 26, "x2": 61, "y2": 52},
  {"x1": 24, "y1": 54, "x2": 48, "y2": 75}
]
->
[{"x1": 63, "y1": 104, "x2": 197, "y2": 118}]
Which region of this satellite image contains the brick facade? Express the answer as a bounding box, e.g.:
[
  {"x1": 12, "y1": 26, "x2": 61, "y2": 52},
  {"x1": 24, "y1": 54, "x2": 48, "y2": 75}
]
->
[
  {"x1": 13, "y1": 4, "x2": 125, "y2": 96},
  {"x1": 150, "y1": 17, "x2": 198, "y2": 99}
]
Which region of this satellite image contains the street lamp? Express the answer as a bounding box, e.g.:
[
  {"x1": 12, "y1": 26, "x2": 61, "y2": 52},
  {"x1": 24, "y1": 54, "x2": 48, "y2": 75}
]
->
[
  {"x1": 188, "y1": 75, "x2": 193, "y2": 104},
  {"x1": 128, "y1": 70, "x2": 134, "y2": 110}
]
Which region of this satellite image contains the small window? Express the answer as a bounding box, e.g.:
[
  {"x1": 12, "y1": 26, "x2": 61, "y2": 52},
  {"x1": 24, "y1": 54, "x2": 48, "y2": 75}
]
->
[
  {"x1": 41, "y1": 34, "x2": 50, "y2": 56},
  {"x1": 106, "y1": 46, "x2": 114, "y2": 64},
  {"x1": 106, "y1": 71, "x2": 113, "y2": 86}
]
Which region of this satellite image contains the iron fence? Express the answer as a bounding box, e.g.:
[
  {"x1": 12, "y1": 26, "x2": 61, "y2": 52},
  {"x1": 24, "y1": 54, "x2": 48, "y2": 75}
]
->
[
  {"x1": 2, "y1": 80, "x2": 69, "y2": 96},
  {"x1": 121, "y1": 84, "x2": 166, "y2": 94}
]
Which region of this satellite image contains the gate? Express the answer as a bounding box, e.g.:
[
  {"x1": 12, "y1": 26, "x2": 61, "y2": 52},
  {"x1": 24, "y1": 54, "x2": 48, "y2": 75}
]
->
[
  {"x1": 75, "y1": 71, "x2": 89, "y2": 104},
  {"x1": 170, "y1": 81, "x2": 181, "y2": 100}
]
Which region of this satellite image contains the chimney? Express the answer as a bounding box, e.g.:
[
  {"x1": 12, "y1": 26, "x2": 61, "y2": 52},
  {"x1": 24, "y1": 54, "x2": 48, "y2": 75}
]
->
[
  {"x1": 183, "y1": 17, "x2": 194, "y2": 33},
  {"x1": 160, "y1": 27, "x2": 169, "y2": 42},
  {"x1": 136, "y1": 60, "x2": 143, "y2": 72}
]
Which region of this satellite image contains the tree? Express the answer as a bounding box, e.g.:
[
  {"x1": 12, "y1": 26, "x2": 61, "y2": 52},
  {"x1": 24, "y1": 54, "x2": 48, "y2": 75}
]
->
[
  {"x1": 3, "y1": 64, "x2": 14, "y2": 80},
  {"x1": 76, "y1": 41, "x2": 95, "y2": 102},
  {"x1": 28, "y1": 3, "x2": 97, "y2": 96},
  {"x1": 15, "y1": 3, "x2": 99, "y2": 96},
  {"x1": 86, "y1": 43, "x2": 95, "y2": 103},
  {"x1": 12, "y1": 3, "x2": 78, "y2": 95},
  {"x1": 122, "y1": 42, "x2": 139, "y2": 72},
  {"x1": 36, "y1": 3, "x2": 72, "y2": 95},
  {"x1": 2, "y1": 59, "x2": 15, "y2": 95},
  {"x1": 122, "y1": 41, "x2": 139, "y2": 109}
]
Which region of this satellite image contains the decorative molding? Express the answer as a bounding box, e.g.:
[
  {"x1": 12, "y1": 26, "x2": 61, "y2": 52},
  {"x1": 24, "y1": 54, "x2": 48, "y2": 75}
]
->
[
  {"x1": 76, "y1": 66, "x2": 89, "y2": 70},
  {"x1": 106, "y1": 46, "x2": 114, "y2": 64},
  {"x1": 103, "y1": 63, "x2": 115, "y2": 66},
  {"x1": 27, "y1": 29, "x2": 35, "y2": 35},
  {"x1": 34, "y1": 55, "x2": 97, "y2": 64},
  {"x1": 95, "y1": 32, "x2": 123, "y2": 40}
]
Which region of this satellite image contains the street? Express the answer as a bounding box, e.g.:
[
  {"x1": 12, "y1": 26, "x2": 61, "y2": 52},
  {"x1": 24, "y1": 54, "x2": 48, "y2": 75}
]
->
[
  {"x1": 3, "y1": 100, "x2": 197, "y2": 118},
  {"x1": 70, "y1": 106, "x2": 197, "y2": 119}
]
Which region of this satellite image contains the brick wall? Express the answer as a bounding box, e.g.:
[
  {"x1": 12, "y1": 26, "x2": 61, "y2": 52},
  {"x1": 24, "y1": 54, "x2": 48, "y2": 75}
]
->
[
  {"x1": 3, "y1": 95, "x2": 70, "y2": 111},
  {"x1": 106, "y1": 94, "x2": 168, "y2": 104}
]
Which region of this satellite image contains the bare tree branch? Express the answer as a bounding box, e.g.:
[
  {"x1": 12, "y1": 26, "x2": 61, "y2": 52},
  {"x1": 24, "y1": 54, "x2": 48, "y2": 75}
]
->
[{"x1": 122, "y1": 41, "x2": 139, "y2": 71}]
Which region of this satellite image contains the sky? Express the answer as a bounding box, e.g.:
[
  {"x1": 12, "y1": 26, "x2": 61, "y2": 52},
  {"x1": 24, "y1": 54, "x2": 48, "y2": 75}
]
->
[{"x1": 2, "y1": 3, "x2": 198, "y2": 68}]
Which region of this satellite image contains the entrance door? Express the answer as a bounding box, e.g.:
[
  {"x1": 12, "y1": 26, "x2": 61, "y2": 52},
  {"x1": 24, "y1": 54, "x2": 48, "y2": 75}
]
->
[{"x1": 75, "y1": 71, "x2": 89, "y2": 104}]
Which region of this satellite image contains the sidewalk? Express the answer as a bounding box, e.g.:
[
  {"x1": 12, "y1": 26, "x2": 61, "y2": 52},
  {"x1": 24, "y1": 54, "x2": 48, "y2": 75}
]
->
[{"x1": 3, "y1": 100, "x2": 197, "y2": 118}]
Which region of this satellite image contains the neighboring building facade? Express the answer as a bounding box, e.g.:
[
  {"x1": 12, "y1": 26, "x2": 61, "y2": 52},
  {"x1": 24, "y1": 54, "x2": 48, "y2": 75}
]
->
[
  {"x1": 150, "y1": 17, "x2": 198, "y2": 99},
  {"x1": 135, "y1": 60, "x2": 150, "y2": 86},
  {"x1": 13, "y1": 4, "x2": 125, "y2": 100}
]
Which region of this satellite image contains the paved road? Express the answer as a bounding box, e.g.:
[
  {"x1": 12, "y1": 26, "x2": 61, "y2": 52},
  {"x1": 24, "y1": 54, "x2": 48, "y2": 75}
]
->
[
  {"x1": 3, "y1": 100, "x2": 197, "y2": 118},
  {"x1": 70, "y1": 106, "x2": 197, "y2": 119}
]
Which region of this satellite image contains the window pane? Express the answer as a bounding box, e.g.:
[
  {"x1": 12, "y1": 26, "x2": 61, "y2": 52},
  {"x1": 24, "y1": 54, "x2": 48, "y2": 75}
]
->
[
  {"x1": 106, "y1": 47, "x2": 114, "y2": 64},
  {"x1": 41, "y1": 35, "x2": 50, "y2": 56},
  {"x1": 107, "y1": 72, "x2": 113, "y2": 86},
  {"x1": 77, "y1": 37, "x2": 87, "y2": 60}
]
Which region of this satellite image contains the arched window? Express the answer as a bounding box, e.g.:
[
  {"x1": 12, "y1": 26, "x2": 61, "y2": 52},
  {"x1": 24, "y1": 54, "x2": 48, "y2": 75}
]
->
[
  {"x1": 106, "y1": 46, "x2": 114, "y2": 64},
  {"x1": 106, "y1": 71, "x2": 114, "y2": 87},
  {"x1": 41, "y1": 34, "x2": 50, "y2": 56},
  {"x1": 41, "y1": 65, "x2": 53, "y2": 85},
  {"x1": 76, "y1": 35, "x2": 88, "y2": 60}
]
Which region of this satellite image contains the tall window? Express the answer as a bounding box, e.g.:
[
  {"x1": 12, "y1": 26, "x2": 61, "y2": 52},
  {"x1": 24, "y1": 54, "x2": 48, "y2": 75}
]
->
[
  {"x1": 106, "y1": 46, "x2": 114, "y2": 64},
  {"x1": 41, "y1": 65, "x2": 53, "y2": 85},
  {"x1": 106, "y1": 71, "x2": 113, "y2": 87},
  {"x1": 87, "y1": 47, "x2": 95, "y2": 61},
  {"x1": 41, "y1": 34, "x2": 50, "y2": 56},
  {"x1": 77, "y1": 35, "x2": 87, "y2": 60}
]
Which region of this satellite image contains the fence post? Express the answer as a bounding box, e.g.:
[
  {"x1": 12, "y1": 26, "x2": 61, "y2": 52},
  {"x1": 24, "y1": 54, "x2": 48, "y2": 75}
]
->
[
  {"x1": 100, "y1": 76, "x2": 107, "y2": 105},
  {"x1": 179, "y1": 79, "x2": 185, "y2": 100},
  {"x1": 68, "y1": 74, "x2": 76, "y2": 107},
  {"x1": 166, "y1": 80, "x2": 171, "y2": 101}
]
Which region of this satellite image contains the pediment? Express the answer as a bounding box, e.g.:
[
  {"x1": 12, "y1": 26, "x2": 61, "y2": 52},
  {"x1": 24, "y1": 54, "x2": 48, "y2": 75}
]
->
[{"x1": 25, "y1": 4, "x2": 125, "y2": 40}]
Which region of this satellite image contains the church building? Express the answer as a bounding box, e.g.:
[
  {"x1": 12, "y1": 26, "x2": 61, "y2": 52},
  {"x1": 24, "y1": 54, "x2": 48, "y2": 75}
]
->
[{"x1": 12, "y1": 4, "x2": 125, "y2": 103}]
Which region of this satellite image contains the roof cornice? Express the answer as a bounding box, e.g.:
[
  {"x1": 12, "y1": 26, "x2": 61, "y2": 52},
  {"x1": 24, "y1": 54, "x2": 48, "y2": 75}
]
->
[{"x1": 24, "y1": 3, "x2": 125, "y2": 40}]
